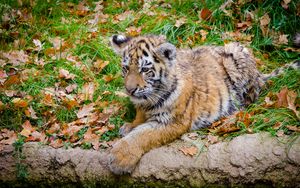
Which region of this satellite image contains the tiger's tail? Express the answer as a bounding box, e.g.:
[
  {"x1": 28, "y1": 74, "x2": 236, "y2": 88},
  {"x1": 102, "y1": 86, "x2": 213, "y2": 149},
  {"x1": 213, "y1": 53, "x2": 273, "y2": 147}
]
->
[{"x1": 263, "y1": 60, "x2": 300, "y2": 81}]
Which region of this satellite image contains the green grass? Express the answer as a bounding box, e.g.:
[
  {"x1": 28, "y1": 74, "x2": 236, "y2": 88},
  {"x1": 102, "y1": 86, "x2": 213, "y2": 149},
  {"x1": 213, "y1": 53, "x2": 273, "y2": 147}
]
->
[{"x1": 0, "y1": 0, "x2": 299, "y2": 144}]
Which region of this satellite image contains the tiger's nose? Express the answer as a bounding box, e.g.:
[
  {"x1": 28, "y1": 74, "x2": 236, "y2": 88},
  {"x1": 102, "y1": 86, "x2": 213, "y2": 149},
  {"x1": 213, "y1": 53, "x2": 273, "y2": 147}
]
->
[{"x1": 125, "y1": 85, "x2": 137, "y2": 95}]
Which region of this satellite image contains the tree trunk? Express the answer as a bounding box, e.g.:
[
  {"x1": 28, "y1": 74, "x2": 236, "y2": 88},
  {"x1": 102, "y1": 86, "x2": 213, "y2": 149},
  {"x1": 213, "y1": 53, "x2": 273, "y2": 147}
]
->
[{"x1": 0, "y1": 132, "x2": 299, "y2": 187}]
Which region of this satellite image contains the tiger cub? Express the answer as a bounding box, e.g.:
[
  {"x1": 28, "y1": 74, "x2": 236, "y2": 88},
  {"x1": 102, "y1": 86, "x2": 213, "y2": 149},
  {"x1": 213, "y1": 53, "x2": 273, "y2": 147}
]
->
[{"x1": 108, "y1": 34, "x2": 297, "y2": 175}]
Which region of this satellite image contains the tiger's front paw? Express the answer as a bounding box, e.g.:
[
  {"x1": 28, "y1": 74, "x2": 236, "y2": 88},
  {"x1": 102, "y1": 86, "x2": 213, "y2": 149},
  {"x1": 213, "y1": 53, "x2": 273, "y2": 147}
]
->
[
  {"x1": 119, "y1": 123, "x2": 134, "y2": 137},
  {"x1": 108, "y1": 139, "x2": 143, "y2": 175}
]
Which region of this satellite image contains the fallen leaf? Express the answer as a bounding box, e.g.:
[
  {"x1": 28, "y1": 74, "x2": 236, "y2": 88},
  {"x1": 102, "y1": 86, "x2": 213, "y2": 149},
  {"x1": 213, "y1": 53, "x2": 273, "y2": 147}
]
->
[
  {"x1": 46, "y1": 123, "x2": 60, "y2": 134},
  {"x1": 264, "y1": 96, "x2": 275, "y2": 107},
  {"x1": 286, "y1": 125, "x2": 300, "y2": 132},
  {"x1": 260, "y1": 13, "x2": 270, "y2": 26},
  {"x1": 286, "y1": 90, "x2": 298, "y2": 117},
  {"x1": 180, "y1": 146, "x2": 198, "y2": 156},
  {"x1": 59, "y1": 69, "x2": 76, "y2": 80},
  {"x1": 93, "y1": 59, "x2": 109, "y2": 72},
  {"x1": 272, "y1": 122, "x2": 282, "y2": 130},
  {"x1": 41, "y1": 93, "x2": 55, "y2": 106},
  {"x1": 12, "y1": 98, "x2": 28, "y2": 108},
  {"x1": 0, "y1": 129, "x2": 17, "y2": 145},
  {"x1": 175, "y1": 17, "x2": 187, "y2": 27},
  {"x1": 77, "y1": 103, "x2": 95, "y2": 118},
  {"x1": 63, "y1": 98, "x2": 79, "y2": 110},
  {"x1": 207, "y1": 134, "x2": 218, "y2": 144},
  {"x1": 79, "y1": 82, "x2": 96, "y2": 101},
  {"x1": 199, "y1": 30, "x2": 208, "y2": 42},
  {"x1": 25, "y1": 131, "x2": 46, "y2": 142},
  {"x1": 25, "y1": 106, "x2": 38, "y2": 119},
  {"x1": 103, "y1": 74, "x2": 115, "y2": 83},
  {"x1": 65, "y1": 84, "x2": 77, "y2": 93},
  {"x1": 276, "y1": 87, "x2": 289, "y2": 108},
  {"x1": 49, "y1": 138, "x2": 63, "y2": 148},
  {"x1": 114, "y1": 91, "x2": 128, "y2": 98},
  {"x1": 33, "y1": 39, "x2": 43, "y2": 51},
  {"x1": 260, "y1": 13, "x2": 270, "y2": 36},
  {"x1": 187, "y1": 132, "x2": 199, "y2": 140},
  {"x1": 0, "y1": 69, "x2": 8, "y2": 84},
  {"x1": 199, "y1": 8, "x2": 212, "y2": 21},
  {"x1": 126, "y1": 26, "x2": 142, "y2": 37},
  {"x1": 20, "y1": 120, "x2": 35, "y2": 137},
  {"x1": 113, "y1": 10, "x2": 132, "y2": 23},
  {"x1": 1, "y1": 50, "x2": 29, "y2": 66},
  {"x1": 83, "y1": 128, "x2": 100, "y2": 150},
  {"x1": 276, "y1": 130, "x2": 285, "y2": 137},
  {"x1": 281, "y1": 0, "x2": 291, "y2": 9}
]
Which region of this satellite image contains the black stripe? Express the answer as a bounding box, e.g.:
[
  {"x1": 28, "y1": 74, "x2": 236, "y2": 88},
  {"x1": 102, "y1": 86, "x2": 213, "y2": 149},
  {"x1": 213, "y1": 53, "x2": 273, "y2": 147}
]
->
[
  {"x1": 145, "y1": 43, "x2": 150, "y2": 50},
  {"x1": 142, "y1": 50, "x2": 149, "y2": 57},
  {"x1": 159, "y1": 68, "x2": 163, "y2": 78},
  {"x1": 148, "y1": 78, "x2": 178, "y2": 110}
]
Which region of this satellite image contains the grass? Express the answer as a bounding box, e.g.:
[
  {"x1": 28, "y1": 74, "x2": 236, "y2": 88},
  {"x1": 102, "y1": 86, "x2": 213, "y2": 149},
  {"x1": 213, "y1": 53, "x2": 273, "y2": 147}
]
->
[{"x1": 0, "y1": 0, "x2": 299, "y2": 145}]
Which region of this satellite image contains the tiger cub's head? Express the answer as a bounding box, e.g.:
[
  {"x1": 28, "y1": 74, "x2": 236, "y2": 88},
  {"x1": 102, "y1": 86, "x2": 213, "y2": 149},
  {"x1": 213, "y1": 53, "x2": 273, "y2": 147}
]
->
[{"x1": 111, "y1": 34, "x2": 177, "y2": 104}]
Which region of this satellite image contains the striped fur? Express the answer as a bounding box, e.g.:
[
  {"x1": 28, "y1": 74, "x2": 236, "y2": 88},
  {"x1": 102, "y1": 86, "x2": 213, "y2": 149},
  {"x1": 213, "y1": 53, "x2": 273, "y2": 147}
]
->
[{"x1": 108, "y1": 34, "x2": 295, "y2": 174}]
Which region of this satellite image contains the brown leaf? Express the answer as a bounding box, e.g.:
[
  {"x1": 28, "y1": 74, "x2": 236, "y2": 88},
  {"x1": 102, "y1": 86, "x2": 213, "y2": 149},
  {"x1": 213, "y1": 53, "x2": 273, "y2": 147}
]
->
[
  {"x1": 25, "y1": 131, "x2": 46, "y2": 142},
  {"x1": 126, "y1": 26, "x2": 142, "y2": 37},
  {"x1": 65, "y1": 84, "x2": 77, "y2": 93},
  {"x1": 25, "y1": 106, "x2": 38, "y2": 119},
  {"x1": 199, "y1": 8, "x2": 212, "y2": 21},
  {"x1": 0, "y1": 69, "x2": 8, "y2": 85},
  {"x1": 180, "y1": 146, "x2": 198, "y2": 156},
  {"x1": 4, "y1": 74, "x2": 21, "y2": 88},
  {"x1": 12, "y1": 98, "x2": 28, "y2": 108},
  {"x1": 260, "y1": 13, "x2": 270, "y2": 26},
  {"x1": 103, "y1": 74, "x2": 115, "y2": 83},
  {"x1": 63, "y1": 98, "x2": 78, "y2": 110},
  {"x1": 264, "y1": 96, "x2": 275, "y2": 107},
  {"x1": 93, "y1": 59, "x2": 109, "y2": 72},
  {"x1": 281, "y1": 0, "x2": 291, "y2": 9},
  {"x1": 1, "y1": 50, "x2": 29, "y2": 66},
  {"x1": 49, "y1": 138, "x2": 63, "y2": 148},
  {"x1": 83, "y1": 128, "x2": 100, "y2": 150},
  {"x1": 272, "y1": 122, "x2": 282, "y2": 130},
  {"x1": 286, "y1": 90, "x2": 299, "y2": 118},
  {"x1": 175, "y1": 17, "x2": 187, "y2": 28},
  {"x1": 79, "y1": 82, "x2": 96, "y2": 101},
  {"x1": 277, "y1": 34, "x2": 288, "y2": 45},
  {"x1": 0, "y1": 129, "x2": 17, "y2": 145},
  {"x1": 77, "y1": 103, "x2": 94, "y2": 118},
  {"x1": 260, "y1": 13, "x2": 270, "y2": 36},
  {"x1": 276, "y1": 87, "x2": 289, "y2": 108},
  {"x1": 286, "y1": 125, "x2": 300, "y2": 132},
  {"x1": 41, "y1": 93, "x2": 55, "y2": 106},
  {"x1": 187, "y1": 132, "x2": 199, "y2": 140},
  {"x1": 59, "y1": 69, "x2": 76, "y2": 80},
  {"x1": 199, "y1": 30, "x2": 208, "y2": 42},
  {"x1": 20, "y1": 120, "x2": 35, "y2": 137},
  {"x1": 46, "y1": 123, "x2": 60, "y2": 134},
  {"x1": 276, "y1": 130, "x2": 285, "y2": 137},
  {"x1": 207, "y1": 134, "x2": 219, "y2": 144}
]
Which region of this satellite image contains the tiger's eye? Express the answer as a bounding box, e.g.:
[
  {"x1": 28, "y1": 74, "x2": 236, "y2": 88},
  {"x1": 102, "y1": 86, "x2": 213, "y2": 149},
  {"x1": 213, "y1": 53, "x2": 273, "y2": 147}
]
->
[{"x1": 141, "y1": 67, "x2": 150, "y2": 72}]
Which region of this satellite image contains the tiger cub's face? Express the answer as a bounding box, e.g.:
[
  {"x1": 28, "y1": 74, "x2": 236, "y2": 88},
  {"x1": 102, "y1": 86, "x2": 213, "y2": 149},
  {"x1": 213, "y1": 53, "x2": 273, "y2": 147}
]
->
[{"x1": 111, "y1": 35, "x2": 176, "y2": 104}]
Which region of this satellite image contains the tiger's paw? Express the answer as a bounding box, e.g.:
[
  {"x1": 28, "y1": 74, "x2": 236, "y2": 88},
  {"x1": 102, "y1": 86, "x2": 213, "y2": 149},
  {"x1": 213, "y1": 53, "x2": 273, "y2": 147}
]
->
[
  {"x1": 119, "y1": 123, "x2": 134, "y2": 137},
  {"x1": 108, "y1": 139, "x2": 142, "y2": 175}
]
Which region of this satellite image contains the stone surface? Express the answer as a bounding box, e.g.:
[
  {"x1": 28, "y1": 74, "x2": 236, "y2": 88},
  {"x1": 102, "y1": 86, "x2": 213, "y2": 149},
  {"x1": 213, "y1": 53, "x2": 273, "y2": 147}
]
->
[{"x1": 0, "y1": 132, "x2": 299, "y2": 187}]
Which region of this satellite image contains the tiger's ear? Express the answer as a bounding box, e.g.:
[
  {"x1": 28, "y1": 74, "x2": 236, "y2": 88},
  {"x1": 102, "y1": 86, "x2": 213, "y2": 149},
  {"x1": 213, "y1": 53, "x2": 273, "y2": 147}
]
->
[
  {"x1": 110, "y1": 34, "x2": 132, "y2": 55},
  {"x1": 156, "y1": 43, "x2": 176, "y2": 63}
]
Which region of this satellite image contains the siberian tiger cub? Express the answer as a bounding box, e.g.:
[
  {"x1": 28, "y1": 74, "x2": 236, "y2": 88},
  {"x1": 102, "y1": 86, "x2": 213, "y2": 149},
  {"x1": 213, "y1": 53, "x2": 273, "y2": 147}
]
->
[{"x1": 108, "y1": 34, "x2": 299, "y2": 174}]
